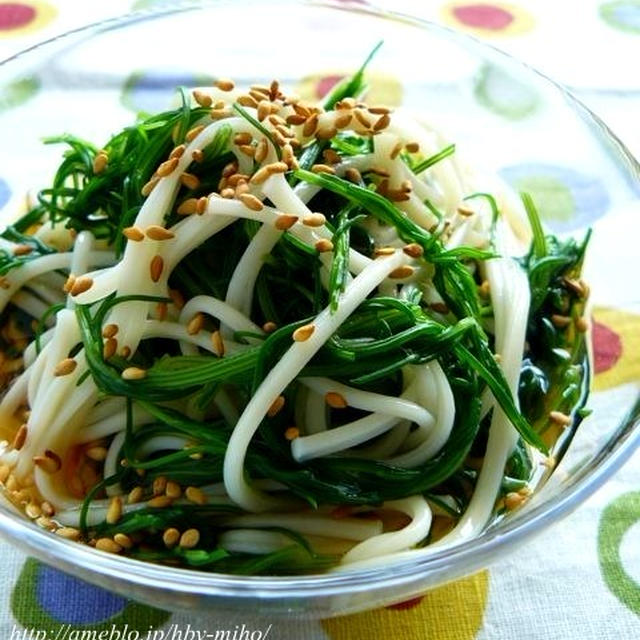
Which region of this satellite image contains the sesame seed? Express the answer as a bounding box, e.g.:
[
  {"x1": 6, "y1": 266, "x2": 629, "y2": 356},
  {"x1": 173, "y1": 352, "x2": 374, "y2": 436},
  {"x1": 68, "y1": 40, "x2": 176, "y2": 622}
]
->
[
  {"x1": 25, "y1": 503, "x2": 41, "y2": 519},
  {"x1": 153, "y1": 475, "x2": 168, "y2": 496},
  {"x1": 13, "y1": 244, "x2": 33, "y2": 256},
  {"x1": 187, "y1": 312, "x2": 205, "y2": 335},
  {"x1": 373, "y1": 247, "x2": 396, "y2": 256},
  {"x1": 147, "y1": 495, "x2": 173, "y2": 508},
  {"x1": 192, "y1": 149, "x2": 204, "y2": 163},
  {"x1": 267, "y1": 395, "x2": 286, "y2": 418},
  {"x1": 316, "y1": 125, "x2": 337, "y2": 141},
  {"x1": 551, "y1": 314, "x2": 572, "y2": 328},
  {"x1": 163, "y1": 528, "x2": 180, "y2": 548},
  {"x1": 228, "y1": 173, "x2": 250, "y2": 187},
  {"x1": 274, "y1": 214, "x2": 298, "y2": 230},
  {"x1": 322, "y1": 149, "x2": 341, "y2": 165},
  {"x1": 157, "y1": 157, "x2": 179, "y2": 177},
  {"x1": 254, "y1": 138, "x2": 269, "y2": 164},
  {"x1": 238, "y1": 144, "x2": 255, "y2": 157},
  {"x1": 311, "y1": 163, "x2": 336, "y2": 175},
  {"x1": 106, "y1": 496, "x2": 123, "y2": 524},
  {"x1": 505, "y1": 492, "x2": 524, "y2": 510},
  {"x1": 405, "y1": 142, "x2": 420, "y2": 153},
  {"x1": 387, "y1": 188, "x2": 411, "y2": 202},
  {"x1": 193, "y1": 89, "x2": 213, "y2": 107},
  {"x1": 185, "y1": 124, "x2": 205, "y2": 142},
  {"x1": 269, "y1": 79, "x2": 280, "y2": 100},
  {"x1": 96, "y1": 538, "x2": 122, "y2": 554},
  {"x1": 292, "y1": 324, "x2": 315, "y2": 342},
  {"x1": 56, "y1": 527, "x2": 81, "y2": 541},
  {"x1": 345, "y1": 167, "x2": 362, "y2": 183},
  {"x1": 150, "y1": 255, "x2": 164, "y2": 282},
  {"x1": 196, "y1": 196, "x2": 208, "y2": 214},
  {"x1": 102, "y1": 324, "x2": 118, "y2": 338},
  {"x1": 257, "y1": 100, "x2": 271, "y2": 122},
  {"x1": 123, "y1": 226, "x2": 145, "y2": 242},
  {"x1": 336, "y1": 97, "x2": 356, "y2": 110},
  {"x1": 286, "y1": 114, "x2": 307, "y2": 126},
  {"x1": 239, "y1": 193, "x2": 264, "y2": 211},
  {"x1": 390, "y1": 142, "x2": 403, "y2": 160},
  {"x1": 211, "y1": 330, "x2": 225, "y2": 357},
  {"x1": 127, "y1": 487, "x2": 144, "y2": 504},
  {"x1": 169, "y1": 288, "x2": 185, "y2": 309},
  {"x1": 266, "y1": 161, "x2": 288, "y2": 175},
  {"x1": 389, "y1": 265, "x2": 414, "y2": 279},
  {"x1": 120, "y1": 345, "x2": 132, "y2": 359},
  {"x1": 180, "y1": 172, "x2": 200, "y2": 190},
  {"x1": 250, "y1": 84, "x2": 271, "y2": 96},
  {"x1": 369, "y1": 106, "x2": 391, "y2": 115},
  {"x1": 145, "y1": 225, "x2": 174, "y2": 241},
  {"x1": 334, "y1": 112, "x2": 352, "y2": 130},
  {"x1": 216, "y1": 78, "x2": 235, "y2": 92},
  {"x1": 457, "y1": 205, "x2": 475, "y2": 217},
  {"x1": 284, "y1": 427, "x2": 300, "y2": 440},
  {"x1": 92, "y1": 151, "x2": 108, "y2": 175},
  {"x1": 234, "y1": 132, "x2": 253, "y2": 145},
  {"x1": 237, "y1": 94, "x2": 259, "y2": 108},
  {"x1": 575, "y1": 317, "x2": 589, "y2": 333},
  {"x1": 315, "y1": 238, "x2": 334, "y2": 253},
  {"x1": 373, "y1": 113, "x2": 391, "y2": 131},
  {"x1": 403, "y1": 243, "x2": 424, "y2": 258},
  {"x1": 302, "y1": 113, "x2": 319, "y2": 137},
  {"x1": 325, "y1": 392, "x2": 348, "y2": 409},
  {"x1": 169, "y1": 144, "x2": 186, "y2": 160},
  {"x1": 33, "y1": 450, "x2": 62, "y2": 474},
  {"x1": 221, "y1": 187, "x2": 235, "y2": 199},
  {"x1": 177, "y1": 198, "x2": 198, "y2": 215},
  {"x1": 235, "y1": 182, "x2": 250, "y2": 197},
  {"x1": 54, "y1": 358, "x2": 77, "y2": 377},
  {"x1": 549, "y1": 410, "x2": 572, "y2": 426},
  {"x1": 262, "y1": 321, "x2": 277, "y2": 333},
  {"x1": 185, "y1": 486, "x2": 207, "y2": 505},
  {"x1": 103, "y1": 338, "x2": 117, "y2": 360},
  {"x1": 302, "y1": 212, "x2": 326, "y2": 228},
  {"x1": 166, "y1": 481, "x2": 182, "y2": 499},
  {"x1": 70, "y1": 276, "x2": 93, "y2": 296},
  {"x1": 210, "y1": 108, "x2": 232, "y2": 120},
  {"x1": 369, "y1": 166, "x2": 390, "y2": 178},
  {"x1": 114, "y1": 533, "x2": 133, "y2": 549},
  {"x1": 121, "y1": 367, "x2": 147, "y2": 381},
  {"x1": 354, "y1": 110, "x2": 372, "y2": 129},
  {"x1": 85, "y1": 446, "x2": 108, "y2": 462},
  {"x1": 179, "y1": 528, "x2": 200, "y2": 549}
]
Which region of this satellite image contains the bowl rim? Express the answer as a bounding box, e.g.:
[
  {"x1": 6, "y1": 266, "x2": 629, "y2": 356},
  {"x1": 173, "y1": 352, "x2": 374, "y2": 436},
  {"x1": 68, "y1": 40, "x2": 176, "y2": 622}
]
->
[{"x1": 0, "y1": 0, "x2": 639, "y2": 601}]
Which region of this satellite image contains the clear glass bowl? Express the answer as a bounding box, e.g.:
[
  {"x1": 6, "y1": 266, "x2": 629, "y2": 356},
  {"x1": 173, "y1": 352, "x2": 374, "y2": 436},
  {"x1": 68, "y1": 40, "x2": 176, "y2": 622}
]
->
[{"x1": 0, "y1": 0, "x2": 638, "y2": 618}]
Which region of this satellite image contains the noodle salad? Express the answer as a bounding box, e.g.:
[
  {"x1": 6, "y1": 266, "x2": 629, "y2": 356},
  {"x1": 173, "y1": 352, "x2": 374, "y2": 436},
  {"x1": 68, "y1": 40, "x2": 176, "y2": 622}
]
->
[{"x1": 0, "y1": 49, "x2": 590, "y2": 573}]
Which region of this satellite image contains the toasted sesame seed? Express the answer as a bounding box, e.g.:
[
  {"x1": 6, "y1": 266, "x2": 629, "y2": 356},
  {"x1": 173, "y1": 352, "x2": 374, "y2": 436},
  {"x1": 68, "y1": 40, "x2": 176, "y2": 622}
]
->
[
  {"x1": 25, "y1": 503, "x2": 41, "y2": 519},
  {"x1": 153, "y1": 475, "x2": 168, "y2": 496},
  {"x1": 54, "y1": 358, "x2": 77, "y2": 377},
  {"x1": 127, "y1": 486, "x2": 144, "y2": 504},
  {"x1": 96, "y1": 538, "x2": 122, "y2": 554},
  {"x1": 150, "y1": 255, "x2": 164, "y2": 282},
  {"x1": 316, "y1": 125, "x2": 337, "y2": 141},
  {"x1": 93, "y1": 151, "x2": 108, "y2": 175},
  {"x1": 177, "y1": 198, "x2": 198, "y2": 215},
  {"x1": 322, "y1": 149, "x2": 341, "y2": 165},
  {"x1": 403, "y1": 243, "x2": 424, "y2": 258},
  {"x1": 148, "y1": 495, "x2": 173, "y2": 508},
  {"x1": 390, "y1": 142, "x2": 403, "y2": 160},
  {"x1": 106, "y1": 496, "x2": 123, "y2": 524},
  {"x1": 180, "y1": 172, "x2": 200, "y2": 190},
  {"x1": 157, "y1": 157, "x2": 179, "y2": 177},
  {"x1": 56, "y1": 527, "x2": 81, "y2": 541},
  {"x1": 262, "y1": 321, "x2": 277, "y2": 333},
  {"x1": 369, "y1": 166, "x2": 390, "y2": 178},
  {"x1": 123, "y1": 226, "x2": 145, "y2": 242},
  {"x1": 185, "y1": 124, "x2": 205, "y2": 142},
  {"x1": 549, "y1": 410, "x2": 572, "y2": 426},
  {"x1": 228, "y1": 172, "x2": 250, "y2": 187},
  {"x1": 179, "y1": 528, "x2": 200, "y2": 549},
  {"x1": 70, "y1": 276, "x2": 94, "y2": 296},
  {"x1": 235, "y1": 182, "x2": 250, "y2": 197},
  {"x1": 302, "y1": 113, "x2": 319, "y2": 137},
  {"x1": 254, "y1": 138, "x2": 269, "y2": 164},
  {"x1": 336, "y1": 97, "x2": 356, "y2": 110},
  {"x1": 215, "y1": 78, "x2": 235, "y2": 91},
  {"x1": 120, "y1": 346, "x2": 131, "y2": 358},
  {"x1": 169, "y1": 288, "x2": 185, "y2": 309},
  {"x1": 145, "y1": 225, "x2": 174, "y2": 241},
  {"x1": 239, "y1": 193, "x2": 264, "y2": 211},
  {"x1": 238, "y1": 94, "x2": 259, "y2": 108},
  {"x1": 345, "y1": 168, "x2": 362, "y2": 183},
  {"x1": 389, "y1": 265, "x2": 414, "y2": 279},
  {"x1": 234, "y1": 132, "x2": 253, "y2": 146},
  {"x1": 333, "y1": 112, "x2": 352, "y2": 130},
  {"x1": 103, "y1": 338, "x2": 117, "y2": 360},
  {"x1": 193, "y1": 89, "x2": 213, "y2": 107},
  {"x1": 505, "y1": 492, "x2": 524, "y2": 510},
  {"x1": 210, "y1": 108, "x2": 232, "y2": 120},
  {"x1": 250, "y1": 84, "x2": 271, "y2": 96},
  {"x1": 274, "y1": 214, "x2": 298, "y2": 230},
  {"x1": 121, "y1": 367, "x2": 147, "y2": 381},
  {"x1": 325, "y1": 392, "x2": 348, "y2": 409},
  {"x1": 211, "y1": 330, "x2": 225, "y2": 357},
  {"x1": 267, "y1": 395, "x2": 286, "y2": 418},
  {"x1": 387, "y1": 188, "x2": 411, "y2": 202},
  {"x1": 221, "y1": 187, "x2": 235, "y2": 199},
  {"x1": 269, "y1": 79, "x2": 280, "y2": 100},
  {"x1": 187, "y1": 312, "x2": 205, "y2": 335},
  {"x1": 457, "y1": 205, "x2": 475, "y2": 217},
  {"x1": 62, "y1": 275, "x2": 76, "y2": 293},
  {"x1": 354, "y1": 110, "x2": 372, "y2": 129},
  {"x1": 551, "y1": 314, "x2": 572, "y2": 328},
  {"x1": 13, "y1": 244, "x2": 33, "y2": 256},
  {"x1": 575, "y1": 317, "x2": 589, "y2": 333},
  {"x1": 257, "y1": 100, "x2": 271, "y2": 122},
  {"x1": 315, "y1": 238, "x2": 334, "y2": 253},
  {"x1": 85, "y1": 446, "x2": 108, "y2": 462},
  {"x1": 373, "y1": 247, "x2": 396, "y2": 257},
  {"x1": 185, "y1": 485, "x2": 207, "y2": 505},
  {"x1": 293, "y1": 324, "x2": 315, "y2": 342},
  {"x1": 405, "y1": 142, "x2": 420, "y2": 153},
  {"x1": 192, "y1": 149, "x2": 204, "y2": 163},
  {"x1": 284, "y1": 427, "x2": 299, "y2": 440},
  {"x1": 196, "y1": 196, "x2": 208, "y2": 214},
  {"x1": 311, "y1": 163, "x2": 336, "y2": 175},
  {"x1": 163, "y1": 527, "x2": 180, "y2": 548},
  {"x1": 114, "y1": 533, "x2": 133, "y2": 549},
  {"x1": 286, "y1": 113, "x2": 307, "y2": 126},
  {"x1": 166, "y1": 481, "x2": 182, "y2": 499},
  {"x1": 238, "y1": 144, "x2": 255, "y2": 158},
  {"x1": 373, "y1": 113, "x2": 391, "y2": 131},
  {"x1": 265, "y1": 161, "x2": 288, "y2": 175},
  {"x1": 169, "y1": 144, "x2": 186, "y2": 160},
  {"x1": 303, "y1": 212, "x2": 326, "y2": 227}
]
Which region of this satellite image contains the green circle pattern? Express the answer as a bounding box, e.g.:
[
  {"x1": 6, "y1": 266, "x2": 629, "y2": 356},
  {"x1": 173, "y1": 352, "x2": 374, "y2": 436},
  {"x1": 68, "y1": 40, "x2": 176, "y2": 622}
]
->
[{"x1": 597, "y1": 491, "x2": 640, "y2": 616}]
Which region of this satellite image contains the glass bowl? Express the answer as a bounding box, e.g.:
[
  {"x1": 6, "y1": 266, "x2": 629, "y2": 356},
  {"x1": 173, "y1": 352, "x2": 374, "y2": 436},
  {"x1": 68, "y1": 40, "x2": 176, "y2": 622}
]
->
[{"x1": 0, "y1": 0, "x2": 638, "y2": 618}]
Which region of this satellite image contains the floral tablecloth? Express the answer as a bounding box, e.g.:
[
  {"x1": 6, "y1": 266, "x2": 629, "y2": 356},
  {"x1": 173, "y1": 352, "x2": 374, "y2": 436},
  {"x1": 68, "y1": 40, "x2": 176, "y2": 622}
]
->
[{"x1": 0, "y1": 1, "x2": 639, "y2": 639}]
